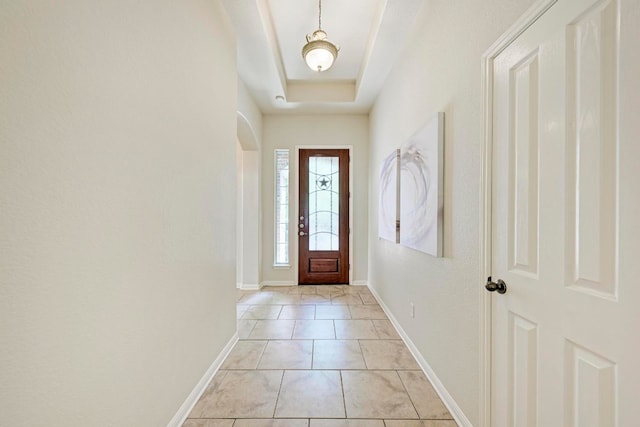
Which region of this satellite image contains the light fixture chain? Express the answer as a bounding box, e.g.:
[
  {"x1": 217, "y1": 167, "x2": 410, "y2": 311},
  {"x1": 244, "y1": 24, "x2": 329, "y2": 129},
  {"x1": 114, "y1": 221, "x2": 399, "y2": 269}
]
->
[{"x1": 302, "y1": 0, "x2": 337, "y2": 72}]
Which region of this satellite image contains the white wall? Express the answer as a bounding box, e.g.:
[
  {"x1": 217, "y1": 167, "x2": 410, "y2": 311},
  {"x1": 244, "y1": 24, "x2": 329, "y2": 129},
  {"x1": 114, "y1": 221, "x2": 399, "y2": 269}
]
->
[
  {"x1": 237, "y1": 141, "x2": 245, "y2": 286},
  {"x1": 0, "y1": 1, "x2": 238, "y2": 426},
  {"x1": 238, "y1": 79, "x2": 263, "y2": 150},
  {"x1": 368, "y1": 0, "x2": 535, "y2": 424},
  {"x1": 262, "y1": 115, "x2": 369, "y2": 285},
  {"x1": 240, "y1": 150, "x2": 261, "y2": 288},
  {"x1": 236, "y1": 79, "x2": 263, "y2": 289}
]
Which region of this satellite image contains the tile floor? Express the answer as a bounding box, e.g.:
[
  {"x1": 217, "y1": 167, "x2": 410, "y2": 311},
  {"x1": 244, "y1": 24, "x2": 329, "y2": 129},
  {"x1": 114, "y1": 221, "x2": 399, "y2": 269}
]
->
[{"x1": 184, "y1": 285, "x2": 458, "y2": 427}]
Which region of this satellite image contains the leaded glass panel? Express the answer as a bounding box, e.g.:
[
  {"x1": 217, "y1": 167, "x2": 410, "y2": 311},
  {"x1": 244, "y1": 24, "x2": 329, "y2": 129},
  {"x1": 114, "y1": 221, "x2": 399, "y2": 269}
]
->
[{"x1": 308, "y1": 156, "x2": 339, "y2": 251}]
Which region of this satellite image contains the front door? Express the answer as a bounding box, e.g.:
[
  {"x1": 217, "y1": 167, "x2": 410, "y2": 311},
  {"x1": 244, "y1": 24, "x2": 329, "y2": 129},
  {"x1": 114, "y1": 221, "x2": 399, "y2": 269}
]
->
[
  {"x1": 490, "y1": 0, "x2": 639, "y2": 425},
  {"x1": 298, "y1": 149, "x2": 349, "y2": 284}
]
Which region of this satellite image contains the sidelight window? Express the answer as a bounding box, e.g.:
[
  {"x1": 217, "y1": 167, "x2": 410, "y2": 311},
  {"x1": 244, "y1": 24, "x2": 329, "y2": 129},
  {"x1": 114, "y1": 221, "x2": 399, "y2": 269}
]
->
[{"x1": 274, "y1": 149, "x2": 289, "y2": 266}]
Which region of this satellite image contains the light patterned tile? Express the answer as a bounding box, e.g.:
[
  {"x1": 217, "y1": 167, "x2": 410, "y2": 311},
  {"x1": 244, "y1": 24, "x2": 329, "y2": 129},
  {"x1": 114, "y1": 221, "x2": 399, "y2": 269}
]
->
[
  {"x1": 360, "y1": 293, "x2": 378, "y2": 304},
  {"x1": 237, "y1": 319, "x2": 257, "y2": 339},
  {"x1": 331, "y1": 294, "x2": 364, "y2": 305},
  {"x1": 329, "y1": 291, "x2": 348, "y2": 298},
  {"x1": 270, "y1": 293, "x2": 302, "y2": 305},
  {"x1": 342, "y1": 286, "x2": 365, "y2": 295},
  {"x1": 275, "y1": 370, "x2": 345, "y2": 418},
  {"x1": 421, "y1": 421, "x2": 458, "y2": 427},
  {"x1": 360, "y1": 340, "x2": 419, "y2": 369},
  {"x1": 190, "y1": 370, "x2": 283, "y2": 418},
  {"x1": 280, "y1": 305, "x2": 316, "y2": 319},
  {"x1": 384, "y1": 422, "x2": 458, "y2": 427},
  {"x1": 234, "y1": 419, "x2": 309, "y2": 427},
  {"x1": 221, "y1": 340, "x2": 267, "y2": 369},
  {"x1": 293, "y1": 320, "x2": 336, "y2": 339},
  {"x1": 188, "y1": 371, "x2": 227, "y2": 417},
  {"x1": 398, "y1": 370, "x2": 453, "y2": 419},
  {"x1": 257, "y1": 340, "x2": 313, "y2": 369},
  {"x1": 241, "y1": 305, "x2": 283, "y2": 320},
  {"x1": 228, "y1": 286, "x2": 453, "y2": 427},
  {"x1": 315, "y1": 305, "x2": 351, "y2": 319},
  {"x1": 237, "y1": 289, "x2": 258, "y2": 301},
  {"x1": 300, "y1": 294, "x2": 332, "y2": 305},
  {"x1": 382, "y1": 422, "x2": 424, "y2": 427},
  {"x1": 238, "y1": 292, "x2": 275, "y2": 305},
  {"x1": 248, "y1": 320, "x2": 295, "y2": 339},
  {"x1": 315, "y1": 285, "x2": 344, "y2": 294},
  {"x1": 182, "y1": 419, "x2": 234, "y2": 427},
  {"x1": 263, "y1": 286, "x2": 294, "y2": 293},
  {"x1": 334, "y1": 320, "x2": 379, "y2": 339},
  {"x1": 237, "y1": 305, "x2": 250, "y2": 319},
  {"x1": 372, "y1": 320, "x2": 401, "y2": 340},
  {"x1": 342, "y1": 370, "x2": 418, "y2": 419},
  {"x1": 349, "y1": 304, "x2": 387, "y2": 320},
  {"x1": 310, "y1": 420, "x2": 384, "y2": 427},
  {"x1": 294, "y1": 285, "x2": 318, "y2": 294},
  {"x1": 313, "y1": 340, "x2": 366, "y2": 369}
]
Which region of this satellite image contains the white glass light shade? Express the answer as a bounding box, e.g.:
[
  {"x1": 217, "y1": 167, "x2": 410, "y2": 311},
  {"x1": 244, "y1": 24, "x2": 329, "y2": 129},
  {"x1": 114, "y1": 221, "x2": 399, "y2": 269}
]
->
[{"x1": 302, "y1": 30, "x2": 339, "y2": 72}]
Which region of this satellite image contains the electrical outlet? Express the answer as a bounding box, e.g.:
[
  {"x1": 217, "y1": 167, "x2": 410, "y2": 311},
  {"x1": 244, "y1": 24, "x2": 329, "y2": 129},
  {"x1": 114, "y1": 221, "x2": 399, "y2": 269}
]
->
[{"x1": 410, "y1": 302, "x2": 415, "y2": 319}]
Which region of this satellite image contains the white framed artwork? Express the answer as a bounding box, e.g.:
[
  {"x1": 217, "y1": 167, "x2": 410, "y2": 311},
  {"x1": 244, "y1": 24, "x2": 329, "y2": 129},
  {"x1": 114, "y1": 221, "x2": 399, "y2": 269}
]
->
[
  {"x1": 399, "y1": 112, "x2": 444, "y2": 256},
  {"x1": 378, "y1": 149, "x2": 400, "y2": 243}
]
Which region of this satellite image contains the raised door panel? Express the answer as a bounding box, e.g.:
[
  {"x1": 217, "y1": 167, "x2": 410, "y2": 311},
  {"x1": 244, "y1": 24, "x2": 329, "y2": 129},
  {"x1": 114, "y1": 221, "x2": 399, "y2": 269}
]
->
[
  {"x1": 508, "y1": 51, "x2": 540, "y2": 278},
  {"x1": 565, "y1": 0, "x2": 618, "y2": 298},
  {"x1": 509, "y1": 314, "x2": 539, "y2": 427},
  {"x1": 565, "y1": 342, "x2": 617, "y2": 427}
]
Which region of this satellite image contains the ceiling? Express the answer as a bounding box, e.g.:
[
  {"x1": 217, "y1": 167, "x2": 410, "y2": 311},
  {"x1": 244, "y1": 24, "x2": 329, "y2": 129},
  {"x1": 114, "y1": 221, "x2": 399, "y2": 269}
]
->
[{"x1": 221, "y1": 0, "x2": 425, "y2": 114}]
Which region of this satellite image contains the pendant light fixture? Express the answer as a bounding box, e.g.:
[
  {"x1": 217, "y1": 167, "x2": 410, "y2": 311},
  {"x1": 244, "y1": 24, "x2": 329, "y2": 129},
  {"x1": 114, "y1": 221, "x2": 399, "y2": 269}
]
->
[{"x1": 301, "y1": 0, "x2": 339, "y2": 72}]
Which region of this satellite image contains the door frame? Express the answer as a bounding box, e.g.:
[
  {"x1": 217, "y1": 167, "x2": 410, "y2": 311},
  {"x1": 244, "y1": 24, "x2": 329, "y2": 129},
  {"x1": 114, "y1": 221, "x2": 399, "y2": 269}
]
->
[
  {"x1": 479, "y1": 0, "x2": 558, "y2": 426},
  {"x1": 294, "y1": 145, "x2": 353, "y2": 285}
]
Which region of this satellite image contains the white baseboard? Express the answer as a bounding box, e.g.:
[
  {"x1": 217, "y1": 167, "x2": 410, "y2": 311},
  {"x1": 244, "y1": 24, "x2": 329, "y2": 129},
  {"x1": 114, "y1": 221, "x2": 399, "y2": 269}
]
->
[
  {"x1": 259, "y1": 281, "x2": 366, "y2": 287},
  {"x1": 238, "y1": 283, "x2": 262, "y2": 290},
  {"x1": 261, "y1": 281, "x2": 296, "y2": 287},
  {"x1": 367, "y1": 286, "x2": 473, "y2": 427},
  {"x1": 167, "y1": 333, "x2": 239, "y2": 427}
]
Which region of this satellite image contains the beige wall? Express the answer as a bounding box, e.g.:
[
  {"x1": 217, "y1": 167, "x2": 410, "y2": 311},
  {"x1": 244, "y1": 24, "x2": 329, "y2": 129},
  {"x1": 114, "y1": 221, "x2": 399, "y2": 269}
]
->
[
  {"x1": 262, "y1": 115, "x2": 369, "y2": 285},
  {"x1": 239, "y1": 149, "x2": 262, "y2": 287},
  {"x1": 236, "y1": 79, "x2": 263, "y2": 289},
  {"x1": 0, "y1": 1, "x2": 238, "y2": 425},
  {"x1": 238, "y1": 79, "x2": 263, "y2": 151},
  {"x1": 368, "y1": 0, "x2": 536, "y2": 424}
]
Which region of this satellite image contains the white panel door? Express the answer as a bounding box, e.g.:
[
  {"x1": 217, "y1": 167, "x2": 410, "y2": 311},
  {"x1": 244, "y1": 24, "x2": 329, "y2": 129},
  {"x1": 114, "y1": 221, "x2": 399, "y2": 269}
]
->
[{"x1": 490, "y1": 0, "x2": 640, "y2": 426}]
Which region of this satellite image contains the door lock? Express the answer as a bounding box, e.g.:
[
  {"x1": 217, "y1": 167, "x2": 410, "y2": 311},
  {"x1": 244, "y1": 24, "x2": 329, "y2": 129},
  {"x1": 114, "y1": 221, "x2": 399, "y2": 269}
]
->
[
  {"x1": 486, "y1": 276, "x2": 507, "y2": 294},
  {"x1": 299, "y1": 231, "x2": 307, "y2": 236}
]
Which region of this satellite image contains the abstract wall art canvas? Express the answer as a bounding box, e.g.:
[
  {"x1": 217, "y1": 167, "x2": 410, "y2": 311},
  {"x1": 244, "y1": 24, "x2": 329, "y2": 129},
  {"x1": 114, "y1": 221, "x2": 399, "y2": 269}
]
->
[
  {"x1": 378, "y1": 149, "x2": 400, "y2": 243},
  {"x1": 399, "y1": 112, "x2": 444, "y2": 256}
]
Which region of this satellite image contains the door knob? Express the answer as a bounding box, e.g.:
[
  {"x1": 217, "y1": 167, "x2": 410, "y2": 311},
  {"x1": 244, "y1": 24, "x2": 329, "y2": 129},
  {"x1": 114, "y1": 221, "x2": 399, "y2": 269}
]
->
[
  {"x1": 486, "y1": 276, "x2": 507, "y2": 294},
  {"x1": 299, "y1": 231, "x2": 307, "y2": 236}
]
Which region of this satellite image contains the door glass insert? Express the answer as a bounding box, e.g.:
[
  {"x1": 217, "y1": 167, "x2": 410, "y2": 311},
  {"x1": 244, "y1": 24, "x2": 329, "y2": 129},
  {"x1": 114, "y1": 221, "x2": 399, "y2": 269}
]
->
[{"x1": 308, "y1": 156, "x2": 339, "y2": 251}]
